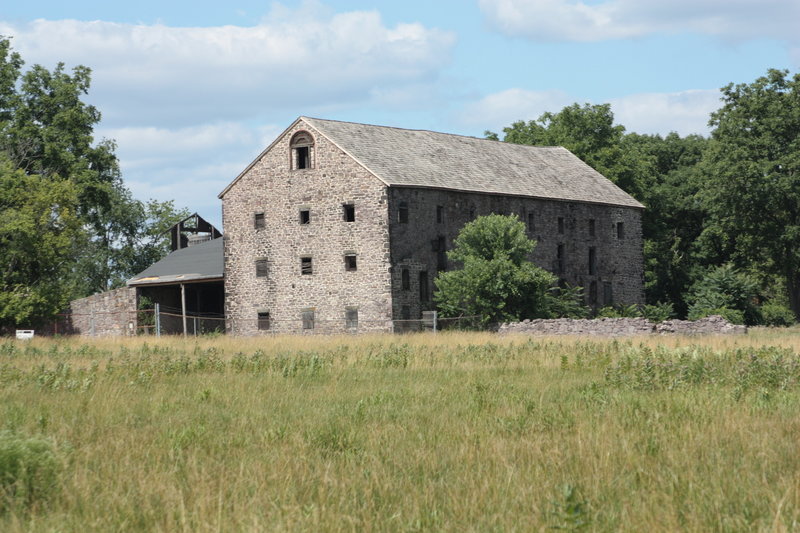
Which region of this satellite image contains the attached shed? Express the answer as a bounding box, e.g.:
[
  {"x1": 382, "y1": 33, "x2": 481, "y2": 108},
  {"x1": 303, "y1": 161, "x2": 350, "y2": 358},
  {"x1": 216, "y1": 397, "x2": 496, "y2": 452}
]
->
[{"x1": 128, "y1": 237, "x2": 224, "y2": 334}]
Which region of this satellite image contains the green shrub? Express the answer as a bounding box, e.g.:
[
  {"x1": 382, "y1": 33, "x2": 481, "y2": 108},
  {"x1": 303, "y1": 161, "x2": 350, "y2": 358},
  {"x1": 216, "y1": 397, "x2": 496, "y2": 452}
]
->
[
  {"x1": 687, "y1": 306, "x2": 745, "y2": 325},
  {"x1": 640, "y1": 302, "x2": 675, "y2": 323},
  {"x1": 0, "y1": 431, "x2": 60, "y2": 511},
  {"x1": 760, "y1": 302, "x2": 795, "y2": 327}
]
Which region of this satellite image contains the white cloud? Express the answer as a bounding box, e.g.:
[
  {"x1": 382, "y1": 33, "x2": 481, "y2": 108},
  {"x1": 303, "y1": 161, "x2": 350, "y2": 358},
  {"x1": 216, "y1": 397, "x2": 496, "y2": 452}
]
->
[
  {"x1": 610, "y1": 89, "x2": 720, "y2": 136},
  {"x1": 478, "y1": 0, "x2": 800, "y2": 43},
  {"x1": 460, "y1": 87, "x2": 720, "y2": 136},
  {"x1": 0, "y1": 2, "x2": 455, "y2": 127},
  {"x1": 457, "y1": 88, "x2": 573, "y2": 132}
]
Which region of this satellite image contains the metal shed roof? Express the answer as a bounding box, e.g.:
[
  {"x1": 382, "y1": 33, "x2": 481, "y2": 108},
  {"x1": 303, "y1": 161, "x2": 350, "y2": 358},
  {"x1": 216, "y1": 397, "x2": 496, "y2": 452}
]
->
[{"x1": 127, "y1": 237, "x2": 223, "y2": 286}]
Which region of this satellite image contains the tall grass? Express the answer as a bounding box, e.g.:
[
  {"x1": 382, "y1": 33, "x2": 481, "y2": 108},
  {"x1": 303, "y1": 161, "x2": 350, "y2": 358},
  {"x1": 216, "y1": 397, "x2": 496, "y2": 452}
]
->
[{"x1": 1, "y1": 331, "x2": 799, "y2": 531}]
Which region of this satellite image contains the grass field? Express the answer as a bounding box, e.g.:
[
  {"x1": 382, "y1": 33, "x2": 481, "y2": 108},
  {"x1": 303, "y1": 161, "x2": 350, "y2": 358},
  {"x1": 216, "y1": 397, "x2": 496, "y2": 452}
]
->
[{"x1": 2, "y1": 329, "x2": 800, "y2": 531}]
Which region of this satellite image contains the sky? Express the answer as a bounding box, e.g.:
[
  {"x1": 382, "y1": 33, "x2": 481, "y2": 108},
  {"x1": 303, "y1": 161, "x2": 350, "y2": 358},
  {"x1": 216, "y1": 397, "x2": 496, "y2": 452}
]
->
[{"x1": 2, "y1": 0, "x2": 797, "y2": 228}]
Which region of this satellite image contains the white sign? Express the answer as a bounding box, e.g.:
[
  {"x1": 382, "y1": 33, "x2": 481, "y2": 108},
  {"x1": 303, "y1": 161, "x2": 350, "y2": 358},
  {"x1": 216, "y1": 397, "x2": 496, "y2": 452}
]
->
[{"x1": 15, "y1": 330, "x2": 34, "y2": 340}]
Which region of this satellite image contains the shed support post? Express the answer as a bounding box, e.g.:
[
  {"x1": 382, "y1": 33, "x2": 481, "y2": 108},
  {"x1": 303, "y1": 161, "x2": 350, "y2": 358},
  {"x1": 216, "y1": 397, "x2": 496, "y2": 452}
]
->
[
  {"x1": 155, "y1": 303, "x2": 161, "y2": 337},
  {"x1": 181, "y1": 283, "x2": 187, "y2": 337}
]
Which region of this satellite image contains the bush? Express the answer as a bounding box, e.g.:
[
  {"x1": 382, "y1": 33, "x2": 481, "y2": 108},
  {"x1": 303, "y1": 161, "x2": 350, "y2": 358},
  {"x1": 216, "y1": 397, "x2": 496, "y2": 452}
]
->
[
  {"x1": 546, "y1": 284, "x2": 589, "y2": 319},
  {"x1": 687, "y1": 306, "x2": 745, "y2": 325},
  {"x1": 0, "y1": 431, "x2": 60, "y2": 511},
  {"x1": 640, "y1": 302, "x2": 675, "y2": 323},
  {"x1": 685, "y1": 265, "x2": 760, "y2": 325},
  {"x1": 760, "y1": 302, "x2": 795, "y2": 327}
]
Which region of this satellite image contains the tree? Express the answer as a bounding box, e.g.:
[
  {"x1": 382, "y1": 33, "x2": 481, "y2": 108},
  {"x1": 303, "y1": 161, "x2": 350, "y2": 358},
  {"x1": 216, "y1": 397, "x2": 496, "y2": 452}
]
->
[
  {"x1": 434, "y1": 214, "x2": 555, "y2": 325},
  {"x1": 0, "y1": 155, "x2": 82, "y2": 328},
  {"x1": 700, "y1": 69, "x2": 800, "y2": 318},
  {"x1": 0, "y1": 36, "x2": 188, "y2": 325}
]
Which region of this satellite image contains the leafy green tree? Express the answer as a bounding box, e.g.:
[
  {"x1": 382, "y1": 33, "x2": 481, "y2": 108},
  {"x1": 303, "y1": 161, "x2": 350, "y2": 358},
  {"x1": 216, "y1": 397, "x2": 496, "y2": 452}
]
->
[
  {"x1": 623, "y1": 132, "x2": 710, "y2": 315},
  {"x1": 0, "y1": 155, "x2": 82, "y2": 328},
  {"x1": 434, "y1": 214, "x2": 556, "y2": 325},
  {"x1": 0, "y1": 36, "x2": 189, "y2": 324},
  {"x1": 685, "y1": 265, "x2": 760, "y2": 325},
  {"x1": 700, "y1": 69, "x2": 800, "y2": 318}
]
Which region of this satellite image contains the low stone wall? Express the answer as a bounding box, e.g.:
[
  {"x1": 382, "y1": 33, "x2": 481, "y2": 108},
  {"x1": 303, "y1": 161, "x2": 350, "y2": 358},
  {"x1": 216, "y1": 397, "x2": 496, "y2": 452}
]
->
[
  {"x1": 499, "y1": 315, "x2": 746, "y2": 336},
  {"x1": 69, "y1": 287, "x2": 137, "y2": 336}
]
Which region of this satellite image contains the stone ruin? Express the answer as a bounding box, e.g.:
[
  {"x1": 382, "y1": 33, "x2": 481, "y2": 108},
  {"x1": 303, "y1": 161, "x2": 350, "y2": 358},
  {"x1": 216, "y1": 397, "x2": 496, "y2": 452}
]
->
[{"x1": 498, "y1": 314, "x2": 747, "y2": 336}]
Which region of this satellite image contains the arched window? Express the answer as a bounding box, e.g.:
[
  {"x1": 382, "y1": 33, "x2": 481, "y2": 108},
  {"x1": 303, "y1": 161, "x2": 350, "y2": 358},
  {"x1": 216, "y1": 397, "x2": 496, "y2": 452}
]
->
[{"x1": 290, "y1": 131, "x2": 315, "y2": 170}]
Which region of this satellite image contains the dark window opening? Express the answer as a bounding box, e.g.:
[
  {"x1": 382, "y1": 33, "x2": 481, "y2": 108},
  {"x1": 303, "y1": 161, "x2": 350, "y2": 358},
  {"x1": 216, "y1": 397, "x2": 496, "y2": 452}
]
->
[
  {"x1": 616, "y1": 222, "x2": 625, "y2": 239},
  {"x1": 557, "y1": 243, "x2": 565, "y2": 274},
  {"x1": 589, "y1": 281, "x2": 598, "y2": 305},
  {"x1": 345, "y1": 254, "x2": 357, "y2": 272},
  {"x1": 255, "y1": 258, "x2": 269, "y2": 278},
  {"x1": 301, "y1": 257, "x2": 313, "y2": 275},
  {"x1": 527, "y1": 212, "x2": 535, "y2": 232},
  {"x1": 419, "y1": 271, "x2": 429, "y2": 302},
  {"x1": 299, "y1": 209, "x2": 310, "y2": 225},
  {"x1": 588, "y1": 219, "x2": 595, "y2": 237},
  {"x1": 401, "y1": 268, "x2": 410, "y2": 290},
  {"x1": 603, "y1": 282, "x2": 613, "y2": 306},
  {"x1": 257, "y1": 311, "x2": 271, "y2": 331},
  {"x1": 558, "y1": 217, "x2": 565, "y2": 234},
  {"x1": 588, "y1": 247, "x2": 597, "y2": 276},
  {"x1": 398, "y1": 201, "x2": 409, "y2": 224},
  {"x1": 437, "y1": 235, "x2": 447, "y2": 272},
  {"x1": 345, "y1": 307, "x2": 358, "y2": 329},
  {"x1": 296, "y1": 146, "x2": 310, "y2": 169},
  {"x1": 343, "y1": 203, "x2": 355, "y2": 222},
  {"x1": 302, "y1": 309, "x2": 315, "y2": 330},
  {"x1": 290, "y1": 131, "x2": 314, "y2": 170},
  {"x1": 254, "y1": 212, "x2": 265, "y2": 230},
  {"x1": 436, "y1": 205, "x2": 444, "y2": 224}
]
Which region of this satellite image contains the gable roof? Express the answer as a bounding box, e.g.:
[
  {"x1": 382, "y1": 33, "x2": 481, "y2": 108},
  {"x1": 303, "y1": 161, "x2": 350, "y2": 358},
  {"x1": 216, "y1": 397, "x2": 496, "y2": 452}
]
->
[
  {"x1": 127, "y1": 237, "x2": 223, "y2": 286},
  {"x1": 220, "y1": 117, "x2": 643, "y2": 209}
]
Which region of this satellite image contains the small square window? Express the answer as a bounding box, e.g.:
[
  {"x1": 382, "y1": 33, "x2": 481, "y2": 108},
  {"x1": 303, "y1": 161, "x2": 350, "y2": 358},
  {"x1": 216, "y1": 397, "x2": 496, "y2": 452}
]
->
[
  {"x1": 588, "y1": 247, "x2": 597, "y2": 275},
  {"x1": 299, "y1": 209, "x2": 310, "y2": 225},
  {"x1": 343, "y1": 203, "x2": 355, "y2": 222},
  {"x1": 398, "y1": 202, "x2": 409, "y2": 224},
  {"x1": 557, "y1": 243, "x2": 565, "y2": 274},
  {"x1": 257, "y1": 311, "x2": 271, "y2": 331},
  {"x1": 436, "y1": 205, "x2": 444, "y2": 224},
  {"x1": 527, "y1": 212, "x2": 535, "y2": 232},
  {"x1": 345, "y1": 254, "x2": 357, "y2": 271},
  {"x1": 616, "y1": 222, "x2": 625, "y2": 239},
  {"x1": 345, "y1": 307, "x2": 358, "y2": 329},
  {"x1": 588, "y1": 219, "x2": 595, "y2": 237},
  {"x1": 558, "y1": 217, "x2": 565, "y2": 234},
  {"x1": 301, "y1": 257, "x2": 313, "y2": 275},
  {"x1": 255, "y1": 258, "x2": 268, "y2": 278},
  {"x1": 254, "y1": 212, "x2": 265, "y2": 230},
  {"x1": 302, "y1": 309, "x2": 315, "y2": 330}
]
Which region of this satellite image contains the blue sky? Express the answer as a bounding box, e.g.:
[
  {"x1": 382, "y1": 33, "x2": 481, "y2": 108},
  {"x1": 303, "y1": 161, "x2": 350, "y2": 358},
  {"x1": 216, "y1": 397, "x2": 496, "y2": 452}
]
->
[{"x1": 2, "y1": 0, "x2": 797, "y2": 228}]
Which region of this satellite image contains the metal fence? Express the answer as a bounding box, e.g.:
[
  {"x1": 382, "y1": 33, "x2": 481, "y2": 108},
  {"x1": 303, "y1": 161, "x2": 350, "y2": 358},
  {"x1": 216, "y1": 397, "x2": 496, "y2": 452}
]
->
[{"x1": 48, "y1": 306, "x2": 488, "y2": 337}]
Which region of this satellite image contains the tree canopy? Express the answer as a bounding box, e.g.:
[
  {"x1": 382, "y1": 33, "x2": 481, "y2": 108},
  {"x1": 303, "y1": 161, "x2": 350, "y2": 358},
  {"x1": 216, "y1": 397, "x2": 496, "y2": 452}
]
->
[
  {"x1": 434, "y1": 214, "x2": 555, "y2": 325},
  {"x1": 0, "y1": 37, "x2": 187, "y2": 328}
]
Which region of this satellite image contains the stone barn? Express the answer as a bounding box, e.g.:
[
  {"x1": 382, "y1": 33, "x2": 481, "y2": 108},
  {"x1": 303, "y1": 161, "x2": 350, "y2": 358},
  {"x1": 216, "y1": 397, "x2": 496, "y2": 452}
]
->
[{"x1": 218, "y1": 117, "x2": 644, "y2": 335}]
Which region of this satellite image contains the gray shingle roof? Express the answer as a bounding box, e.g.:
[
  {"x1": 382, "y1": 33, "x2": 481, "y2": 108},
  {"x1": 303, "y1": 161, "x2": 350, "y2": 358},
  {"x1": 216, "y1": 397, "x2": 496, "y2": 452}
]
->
[
  {"x1": 303, "y1": 117, "x2": 643, "y2": 209},
  {"x1": 127, "y1": 237, "x2": 223, "y2": 286}
]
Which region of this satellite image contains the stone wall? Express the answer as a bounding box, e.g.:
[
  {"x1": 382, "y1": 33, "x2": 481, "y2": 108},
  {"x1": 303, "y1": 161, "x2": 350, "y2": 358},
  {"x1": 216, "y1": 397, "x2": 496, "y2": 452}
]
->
[
  {"x1": 69, "y1": 287, "x2": 137, "y2": 336},
  {"x1": 221, "y1": 119, "x2": 393, "y2": 335},
  {"x1": 389, "y1": 188, "x2": 645, "y2": 320},
  {"x1": 499, "y1": 315, "x2": 746, "y2": 336}
]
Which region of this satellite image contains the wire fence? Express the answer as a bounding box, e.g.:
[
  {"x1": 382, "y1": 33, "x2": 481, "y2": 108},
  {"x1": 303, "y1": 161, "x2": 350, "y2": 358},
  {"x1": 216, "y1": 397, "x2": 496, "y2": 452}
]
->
[{"x1": 39, "y1": 308, "x2": 489, "y2": 337}]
